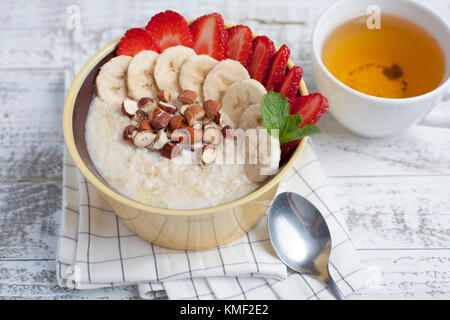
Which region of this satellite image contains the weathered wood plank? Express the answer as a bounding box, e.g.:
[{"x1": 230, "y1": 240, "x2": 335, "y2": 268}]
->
[
  {"x1": 353, "y1": 249, "x2": 450, "y2": 299},
  {"x1": 0, "y1": 70, "x2": 64, "y2": 180},
  {"x1": 0, "y1": 260, "x2": 139, "y2": 299},
  {"x1": 332, "y1": 176, "x2": 450, "y2": 250},
  {"x1": 0, "y1": 181, "x2": 61, "y2": 260}
]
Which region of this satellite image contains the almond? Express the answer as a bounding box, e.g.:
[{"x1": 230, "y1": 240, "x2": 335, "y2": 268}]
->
[
  {"x1": 157, "y1": 89, "x2": 171, "y2": 102},
  {"x1": 139, "y1": 120, "x2": 152, "y2": 132},
  {"x1": 203, "y1": 99, "x2": 221, "y2": 119},
  {"x1": 161, "y1": 142, "x2": 182, "y2": 159},
  {"x1": 133, "y1": 130, "x2": 156, "y2": 148},
  {"x1": 184, "y1": 104, "x2": 206, "y2": 126},
  {"x1": 203, "y1": 126, "x2": 222, "y2": 145},
  {"x1": 169, "y1": 115, "x2": 183, "y2": 131},
  {"x1": 121, "y1": 98, "x2": 138, "y2": 118},
  {"x1": 137, "y1": 97, "x2": 154, "y2": 108},
  {"x1": 151, "y1": 111, "x2": 171, "y2": 130},
  {"x1": 177, "y1": 90, "x2": 198, "y2": 104},
  {"x1": 123, "y1": 125, "x2": 138, "y2": 142},
  {"x1": 158, "y1": 101, "x2": 177, "y2": 114}
]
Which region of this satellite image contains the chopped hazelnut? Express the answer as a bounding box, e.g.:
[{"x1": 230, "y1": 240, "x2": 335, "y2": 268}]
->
[
  {"x1": 151, "y1": 111, "x2": 171, "y2": 130},
  {"x1": 157, "y1": 89, "x2": 171, "y2": 102},
  {"x1": 177, "y1": 90, "x2": 198, "y2": 104},
  {"x1": 121, "y1": 98, "x2": 138, "y2": 118},
  {"x1": 123, "y1": 125, "x2": 138, "y2": 142},
  {"x1": 169, "y1": 115, "x2": 183, "y2": 131},
  {"x1": 161, "y1": 142, "x2": 182, "y2": 159},
  {"x1": 203, "y1": 99, "x2": 221, "y2": 119},
  {"x1": 184, "y1": 104, "x2": 206, "y2": 126},
  {"x1": 157, "y1": 101, "x2": 177, "y2": 114},
  {"x1": 137, "y1": 97, "x2": 154, "y2": 108},
  {"x1": 203, "y1": 126, "x2": 222, "y2": 145}
]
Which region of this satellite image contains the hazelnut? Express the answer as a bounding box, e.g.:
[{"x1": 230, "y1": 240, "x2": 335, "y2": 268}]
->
[
  {"x1": 157, "y1": 101, "x2": 177, "y2": 114},
  {"x1": 151, "y1": 111, "x2": 171, "y2": 130},
  {"x1": 147, "y1": 106, "x2": 162, "y2": 122},
  {"x1": 177, "y1": 90, "x2": 198, "y2": 104},
  {"x1": 121, "y1": 98, "x2": 138, "y2": 118},
  {"x1": 169, "y1": 115, "x2": 183, "y2": 131},
  {"x1": 151, "y1": 130, "x2": 168, "y2": 150},
  {"x1": 135, "y1": 109, "x2": 148, "y2": 120},
  {"x1": 161, "y1": 142, "x2": 182, "y2": 159},
  {"x1": 199, "y1": 145, "x2": 218, "y2": 165},
  {"x1": 137, "y1": 97, "x2": 154, "y2": 108},
  {"x1": 123, "y1": 125, "x2": 138, "y2": 142},
  {"x1": 184, "y1": 104, "x2": 206, "y2": 126},
  {"x1": 203, "y1": 126, "x2": 222, "y2": 145},
  {"x1": 133, "y1": 130, "x2": 156, "y2": 148},
  {"x1": 179, "y1": 104, "x2": 189, "y2": 116},
  {"x1": 157, "y1": 89, "x2": 171, "y2": 102},
  {"x1": 139, "y1": 120, "x2": 152, "y2": 131},
  {"x1": 203, "y1": 100, "x2": 221, "y2": 119}
]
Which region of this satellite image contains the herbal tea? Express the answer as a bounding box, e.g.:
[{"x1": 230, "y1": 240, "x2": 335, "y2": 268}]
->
[{"x1": 322, "y1": 14, "x2": 446, "y2": 98}]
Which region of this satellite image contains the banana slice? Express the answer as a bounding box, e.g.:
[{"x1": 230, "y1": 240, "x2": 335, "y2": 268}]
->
[
  {"x1": 179, "y1": 55, "x2": 218, "y2": 102},
  {"x1": 222, "y1": 79, "x2": 267, "y2": 123},
  {"x1": 238, "y1": 104, "x2": 263, "y2": 129},
  {"x1": 203, "y1": 59, "x2": 250, "y2": 102},
  {"x1": 244, "y1": 128, "x2": 281, "y2": 183},
  {"x1": 154, "y1": 46, "x2": 196, "y2": 100},
  {"x1": 96, "y1": 55, "x2": 132, "y2": 105},
  {"x1": 127, "y1": 50, "x2": 159, "y2": 101}
]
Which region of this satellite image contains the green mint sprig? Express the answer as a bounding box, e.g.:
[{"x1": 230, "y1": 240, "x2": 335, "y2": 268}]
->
[{"x1": 260, "y1": 91, "x2": 322, "y2": 144}]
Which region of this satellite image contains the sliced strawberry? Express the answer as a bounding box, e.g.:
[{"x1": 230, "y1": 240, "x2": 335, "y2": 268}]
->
[
  {"x1": 145, "y1": 10, "x2": 193, "y2": 50},
  {"x1": 279, "y1": 66, "x2": 303, "y2": 102},
  {"x1": 247, "y1": 36, "x2": 275, "y2": 85},
  {"x1": 265, "y1": 44, "x2": 290, "y2": 92},
  {"x1": 117, "y1": 28, "x2": 161, "y2": 57},
  {"x1": 189, "y1": 13, "x2": 227, "y2": 60},
  {"x1": 290, "y1": 93, "x2": 329, "y2": 127},
  {"x1": 226, "y1": 25, "x2": 253, "y2": 67},
  {"x1": 280, "y1": 93, "x2": 329, "y2": 165}
]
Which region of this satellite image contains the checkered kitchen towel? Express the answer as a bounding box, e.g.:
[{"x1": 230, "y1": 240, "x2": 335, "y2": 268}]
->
[{"x1": 56, "y1": 140, "x2": 366, "y2": 300}]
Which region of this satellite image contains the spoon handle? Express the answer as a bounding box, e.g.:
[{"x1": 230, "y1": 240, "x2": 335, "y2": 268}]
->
[{"x1": 325, "y1": 277, "x2": 345, "y2": 300}]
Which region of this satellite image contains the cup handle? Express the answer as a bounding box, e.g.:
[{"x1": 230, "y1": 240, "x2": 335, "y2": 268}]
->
[{"x1": 418, "y1": 90, "x2": 450, "y2": 129}]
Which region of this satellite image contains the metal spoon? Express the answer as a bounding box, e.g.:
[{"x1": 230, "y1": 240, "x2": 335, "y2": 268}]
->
[{"x1": 268, "y1": 192, "x2": 344, "y2": 299}]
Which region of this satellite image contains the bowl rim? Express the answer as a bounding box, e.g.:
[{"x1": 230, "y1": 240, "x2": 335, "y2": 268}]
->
[{"x1": 63, "y1": 31, "x2": 308, "y2": 217}]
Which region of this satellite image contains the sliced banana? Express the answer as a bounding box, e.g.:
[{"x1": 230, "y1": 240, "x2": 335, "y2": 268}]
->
[
  {"x1": 96, "y1": 55, "x2": 132, "y2": 105},
  {"x1": 179, "y1": 55, "x2": 218, "y2": 102},
  {"x1": 203, "y1": 59, "x2": 250, "y2": 102},
  {"x1": 154, "y1": 46, "x2": 196, "y2": 100},
  {"x1": 238, "y1": 104, "x2": 263, "y2": 130},
  {"x1": 222, "y1": 79, "x2": 267, "y2": 123},
  {"x1": 127, "y1": 50, "x2": 159, "y2": 101},
  {"x1": 244, "y1": 128, "x2": 281, "y2": 183}
]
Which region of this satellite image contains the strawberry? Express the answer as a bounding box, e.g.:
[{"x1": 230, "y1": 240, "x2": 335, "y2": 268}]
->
[
  {"x1": 116, "y1": 28, "x2": 161, "y2": 57},
  {"x1": 290, "y1": 93, "x2": 329, "y2": 127},
  {"x1": 189, "y1": 13, "x2": 227, "y2": 60},
  {"x1": 279, "y1": 66, "x2": 303, "y2": 102},
  {"x1": 247, "y1": 36, "x2": 275, "y2": 85},
  {"x1": 226, "y1": 25, "x2": 253, "y2": 67},
  {"x1": 145, "y1": 10, "x2": 193, "y2": 50},
  {"x1": 265, "y1": 44, "x2": 290, "y2": 92},
  {"x1": 280, "y1": 93, "x2": 329, "y2": 165}
]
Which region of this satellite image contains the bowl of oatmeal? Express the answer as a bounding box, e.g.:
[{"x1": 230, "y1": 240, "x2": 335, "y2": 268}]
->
[{"x1": 63, "y1": 14, "x2": 310, "y2": 250}]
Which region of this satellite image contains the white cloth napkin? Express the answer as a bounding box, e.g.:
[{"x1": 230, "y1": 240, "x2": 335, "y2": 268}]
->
[{"x1": 56, "y1": 140, "x2": 366, "y2": 299}]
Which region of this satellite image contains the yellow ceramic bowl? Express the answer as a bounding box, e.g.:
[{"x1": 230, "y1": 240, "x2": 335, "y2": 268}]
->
[{"x1": 63, "y1": 24, "x2": 308, "y2": 250}]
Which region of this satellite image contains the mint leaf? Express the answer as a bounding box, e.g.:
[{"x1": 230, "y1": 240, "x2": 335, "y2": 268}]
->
[
  {"x1": 260, "y1": 91, "x2": 323, "y2": 145},
  {"x1": 280, "y1": 124, "x2": 322, "y2": 144},
  {"x1": 261, "y1": 91, "x2": 290, "y2": 137}
]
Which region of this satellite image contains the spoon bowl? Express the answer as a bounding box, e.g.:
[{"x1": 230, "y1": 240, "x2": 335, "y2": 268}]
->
[{"x1": 268, "y1": 192, "x2": 344, "y2": 299}]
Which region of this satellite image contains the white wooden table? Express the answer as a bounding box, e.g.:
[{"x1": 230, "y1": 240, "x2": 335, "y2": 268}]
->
[{"x1": 1, "y1": 0, "x2": 449, "y2": 299}]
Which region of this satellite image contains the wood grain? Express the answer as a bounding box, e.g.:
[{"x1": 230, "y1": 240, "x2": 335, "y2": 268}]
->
[{"x1": 0, "y1": 0, "x2": 449, "y2": 299}]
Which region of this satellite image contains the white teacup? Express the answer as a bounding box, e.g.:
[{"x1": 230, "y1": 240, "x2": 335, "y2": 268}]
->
[{"x1": 311, "y1": 0, "x2": 450, "y2": 137}]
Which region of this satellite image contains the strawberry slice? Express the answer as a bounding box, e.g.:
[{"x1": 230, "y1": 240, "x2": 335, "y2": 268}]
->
[
  {"x1": 145, "y1": 10, "x2": 193, "y2": 50},
  {"x1": 247, "y1": 36, "x2": 275, "y2": 85},
  {"x1": 290, "y1": 93, "x2": 329, "y2": 127},
  {"x1": 189, "y1": 13, "x2": 227, "y2": 60},
  {"x1": 117, "y1": 28, "x2": 161, "y2": 57},
  {"x1": 265, "y1": 44, "x2": 290, "y2": 92},
  {"x1": 279, "y1": 66, "x2": 303, "y2": 102},
  {"x1": 226, "y1": 25, "x2": 253, "y2": 67},
  {"x1": 280, "y1": 93, "x2": 329, "y2": 165}
]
